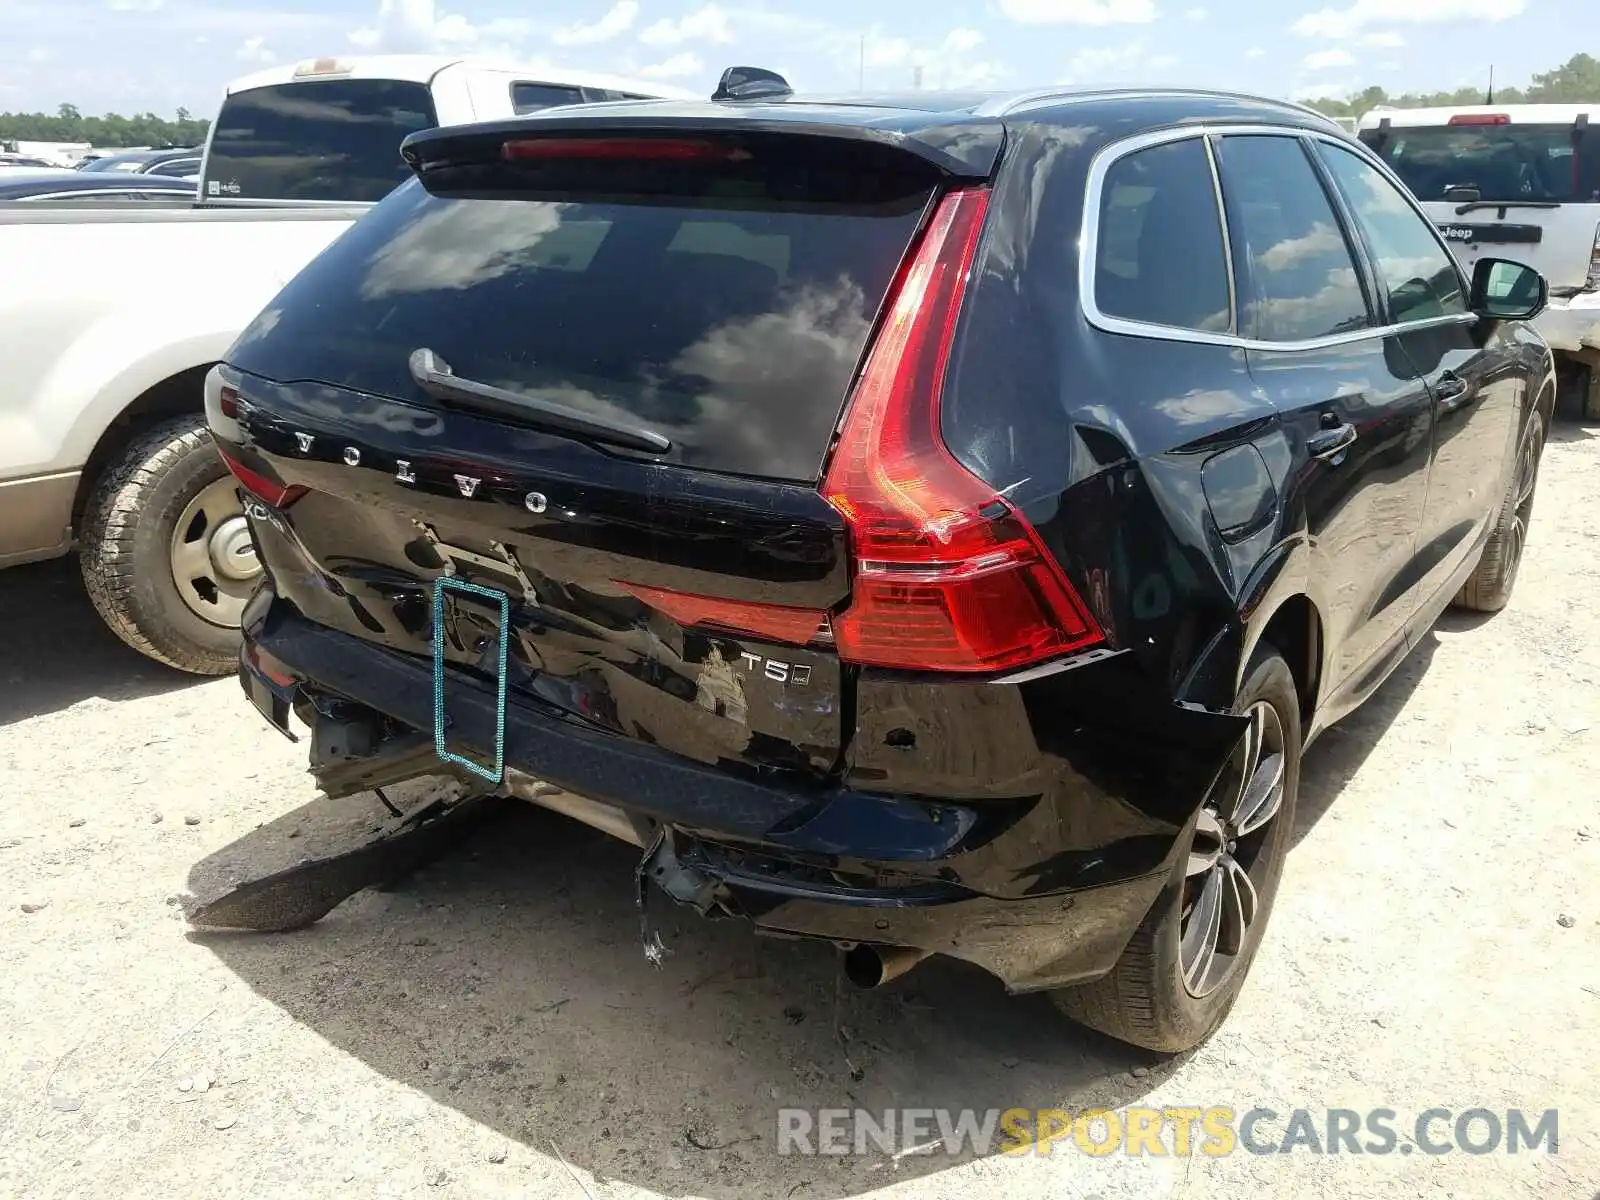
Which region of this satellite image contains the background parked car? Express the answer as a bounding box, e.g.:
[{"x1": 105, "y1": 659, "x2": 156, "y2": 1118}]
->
[
  {"x1": 77, "y1": 147, "x2": 203, "y2": 179},
  {"x1": 1359, "y1": 103, "x2": 1600, "y2": 417},
  {"x1": 0, "y1": 169, "x2": 197, "y2": 202},
  {"x1": 0, "y1": 153, "x2": 58, "y2": 169}
]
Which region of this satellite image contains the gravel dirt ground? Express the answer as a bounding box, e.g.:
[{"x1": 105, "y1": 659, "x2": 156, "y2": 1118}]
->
[{"x1": 2, "y1": 424, "x2": 1598, "y2": 1200}]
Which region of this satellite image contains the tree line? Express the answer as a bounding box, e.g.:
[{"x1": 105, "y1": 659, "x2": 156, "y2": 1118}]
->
[
  {"x1": 1306, "y1": 52, "x2": 1600, "y2": 118},
  {"x1": 0, "y1": 105, "x2": 209, "y2": 149}
]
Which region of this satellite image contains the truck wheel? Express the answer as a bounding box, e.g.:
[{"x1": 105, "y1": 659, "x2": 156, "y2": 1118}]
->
[
  {"x1": 1050, "y1": 645, "x2": 1301, "y2": 1053},
  {"x1": 79, "y1": 416, "x2": 258, "y2": 675},
  {"x1": 1450, "y1": 402, "x2": 1546, "y2": 614}
]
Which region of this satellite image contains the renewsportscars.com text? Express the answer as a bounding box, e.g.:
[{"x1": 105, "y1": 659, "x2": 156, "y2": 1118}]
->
[{"x1": 776, "y1": 1107, "x2": 1560, "y2": 1158}]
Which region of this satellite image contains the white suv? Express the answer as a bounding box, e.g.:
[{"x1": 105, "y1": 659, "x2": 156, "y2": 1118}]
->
[{"x1": 1358, "y1": 103, "x2": 1600, "y2": 417}]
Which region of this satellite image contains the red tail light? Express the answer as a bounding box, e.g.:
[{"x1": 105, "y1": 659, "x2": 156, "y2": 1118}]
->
[
  {"x1": 1449, "y1": 114, "x2": 1511, "y2": 125},
  {"x1": 617, "y1": 582, "x2": 828, "y2": 647},
  {"x1": 245, "y1": 640, "x2": 298, "y2": 689},
  {"x1": 219, "y1": 448, "x2": 307, "y2": 509},
  {"x1": 820, "y1": 188, "x2": 1103, "y2": 673},
  {"x1": 502, "y1": 137, "x2": 746, "y2": 162}
]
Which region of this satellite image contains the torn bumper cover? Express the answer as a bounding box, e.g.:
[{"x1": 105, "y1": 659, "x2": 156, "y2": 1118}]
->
[
  {"x1": 1533, "y1": 289, "x2": 1600, "y2": 355},
  {"x1": 240, "y1": 598, "x2": 1246, "y2": 994}
]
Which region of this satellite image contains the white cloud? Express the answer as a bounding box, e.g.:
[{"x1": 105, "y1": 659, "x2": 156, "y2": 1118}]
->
[
  {"x1": 638, "y1": 52, "x2": 704, "y2": 78},
  {"x1": 553, "y1": 0, "x2": 639, "y2": 46},
  {"x1": 1062, "y1": 39, "x2": 1177, "y2": 80},
  {"x1": 1245, "y1": 46, "x2": 1266, "y2": 58},
  {"x1": 1184, "y1": 6, "x2": 1209, "y2": 18},
  {"x1": 236, "y1": 35, "x2": 274, "y2": 63},
  {"x1": 108, "y1": 0, "x2": 165, "y2": 10},
  {"x1": 640, "y1": 5, "x2": 732, "y2": 46},
  {"x1": 348, "y1": 0, "x2": 533, "y2": 54},
  {"x1": 1361, "y1": 30, "x2": 1404, "y2": 47},
  {"x1": 840, "y1": 26, "x2": 1004, "y2": 89},
  {"x1": 1292, "y1": 0, "x2": 1525, "y2": 39},
  {"x1": 924, "y1": 27, "x2": 1007, "y2": 88},
  {"x1": 1303, "y1": 48, "x2": 1355, "y2": 71},
  {"x1": 26, "y1": 47, "x2": 55, "y2": 63},
  {"x1": 1293, "y1": 77, "x2": 1356, "y2": 100},
  {"x1": 349, "y1": 0, "x2": 444, "y2": 52},
  {"x1": 999, "y1": 0, "x2": 1156, "y2": 27}
]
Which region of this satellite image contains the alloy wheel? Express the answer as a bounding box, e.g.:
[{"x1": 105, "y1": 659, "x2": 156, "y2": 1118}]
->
[
  {"x1": 1180, "y1": 700, "x2": 1286, "y2": 999},
  {"x1": 1505, "y1": 416, "x2": 1543, "y2": 581}
]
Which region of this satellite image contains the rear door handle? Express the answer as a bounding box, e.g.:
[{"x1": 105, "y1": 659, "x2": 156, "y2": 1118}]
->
[
  {"x1": 1436, "y1": 371, "x2": 1472, "y2": 412},
  {"x1": 1307, "y1": 422, "x2": 1358, "y2": 462}
]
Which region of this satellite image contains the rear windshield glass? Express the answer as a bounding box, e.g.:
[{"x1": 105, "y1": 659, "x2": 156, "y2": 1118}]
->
[
  {"x1": 202, "y1": 80, "x2": 437, "y2": 203},
  {"x1": 1373, "y1": 124, "x2": 1600, "y2": 204},
  {"x1": 228, "y1": 174, "x2": 931, "y2": 481}
]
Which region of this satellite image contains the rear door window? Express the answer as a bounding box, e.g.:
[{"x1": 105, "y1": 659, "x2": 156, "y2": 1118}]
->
[
  {"x1": 1370, "y1": 123, "x2": 1600, "y2": 204},
  {"x1": 1093, "y1": 137, "x2": 1232, "y2": 333},
  {"x1": 1315, "y1": 142, "x2": 1468, "y2": 324},
  {"x1": 1214, "y1": 134, "x2": 1372, "y2": 343},
  {"x1": 511, "y1": 82, "x2": 587, "y2": 113},
  {"x1": 202, "y1": 79, "x2": 437, "y2": 202},
  {"x1": 227, "y1": 169, "x2": 934, "y2": 482}
]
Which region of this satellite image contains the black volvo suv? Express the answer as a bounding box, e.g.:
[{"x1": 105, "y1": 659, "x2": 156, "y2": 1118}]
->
[{"x1": 207, "y1": 77, "x2": 1555, "y2": 1053}]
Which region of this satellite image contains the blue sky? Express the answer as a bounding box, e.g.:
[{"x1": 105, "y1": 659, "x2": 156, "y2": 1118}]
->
[{"x1": 0, "y1": 0, "x2": 1588, "y2": 116}]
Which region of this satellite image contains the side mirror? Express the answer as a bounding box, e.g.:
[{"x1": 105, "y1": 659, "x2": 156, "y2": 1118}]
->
[{"x1": 1469, "y1": 257, "x2": 1548, "y2": 322}]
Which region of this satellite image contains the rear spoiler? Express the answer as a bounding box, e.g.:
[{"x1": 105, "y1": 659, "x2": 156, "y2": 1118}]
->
[{"x1": 401, "y1": 109, "x2": 1005, "y2": 183}]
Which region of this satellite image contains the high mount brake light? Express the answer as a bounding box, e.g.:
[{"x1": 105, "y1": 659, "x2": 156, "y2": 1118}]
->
[
  {"x1": 1448, "y1": 114, "x2": 1511, "y2": 126},
  {"x1": 220, "y1": 448, "x2": 307, "y2": 509},
  {"x1": 501, "y1": 137, "x2": 749, "y2": 163},
  {"x1": 820, "y1": 187, "x2": 1103, "y2": 673}
]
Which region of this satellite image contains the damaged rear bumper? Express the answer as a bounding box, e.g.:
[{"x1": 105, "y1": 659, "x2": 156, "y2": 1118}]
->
[{"x1": 242, "y1": 594, "x2": 1243, "y2": 994}]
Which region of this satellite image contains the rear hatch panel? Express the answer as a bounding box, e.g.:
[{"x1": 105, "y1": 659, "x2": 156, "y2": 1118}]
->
[{"x1": 220, "y1": 121, "x2": 982, "y2": 782}]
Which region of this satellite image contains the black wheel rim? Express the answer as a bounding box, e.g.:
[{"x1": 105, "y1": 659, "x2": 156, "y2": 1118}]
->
[
  {"x1": 1506, "y1": 416, "x2": 1543, "y2": 580},
  {"x1": 1180, "y1": 701, "x2": 1286, "y2": 999}
]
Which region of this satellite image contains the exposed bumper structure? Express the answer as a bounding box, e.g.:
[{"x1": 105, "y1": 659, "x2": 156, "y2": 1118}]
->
[
  {"x1": 241, "y1": 589, "x2": 1244, "y2": 994},
  {"x1": 1533, "y1": 289, "x2": 1600, "y2": 356}
]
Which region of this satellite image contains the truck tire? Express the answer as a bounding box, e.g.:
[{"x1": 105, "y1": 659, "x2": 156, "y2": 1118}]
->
[
  {"x1": 1050, "y1": 645, "x2": 1301, "y2": 1053},
  {"x1": 79, "y1": 416, "x2": 257, "y2": 676},
  {"x1": 1451, "y1": 401, "x2": 1547, "y2": 614}
]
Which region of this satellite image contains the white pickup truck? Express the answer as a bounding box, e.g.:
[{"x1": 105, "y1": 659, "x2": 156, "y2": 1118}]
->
[
  {"x1": 0, "y1": 54, "x2": 695, "y2": 674},
  {"x1": 1358, "y1": 103, "x2": 1600, "y2": 419}
]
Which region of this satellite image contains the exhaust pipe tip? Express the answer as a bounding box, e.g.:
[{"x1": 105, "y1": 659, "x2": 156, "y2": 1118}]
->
[{"x1": 843, "y1": 943, "x2": 931, "y2": 989}]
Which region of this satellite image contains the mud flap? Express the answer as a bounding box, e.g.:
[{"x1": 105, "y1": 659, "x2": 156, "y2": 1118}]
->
[{"x1": 185, "y1": 788, "x2": 505, "y2": 932}]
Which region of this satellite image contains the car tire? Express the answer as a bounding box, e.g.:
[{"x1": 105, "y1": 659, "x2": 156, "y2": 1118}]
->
[
  {"x1": 1450, "y1": 402, "x2": 1547, "y2": 614},
  {"x1": 79, "y1": 416, "x2": 255, "y2": 676},
  {"x1": 1050, "y1": 645, "x2": 1302, "y2": 1053}
]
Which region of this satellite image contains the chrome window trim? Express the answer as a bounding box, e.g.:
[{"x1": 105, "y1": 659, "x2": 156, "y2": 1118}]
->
[
  {"x1": 15, "y1": 187, "x2": 194, "y2": 202},
  {"x1": 1079, "y1": 122, "x2": 1481, "y2": 352},
  {"x1": 1199, "y1": 134, "x2": 1238, "y2": 335}
]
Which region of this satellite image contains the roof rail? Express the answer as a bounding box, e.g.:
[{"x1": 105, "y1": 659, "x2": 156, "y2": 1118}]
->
[{"x1": 711, "y1": 66, "x2": 793, "y2": 102}]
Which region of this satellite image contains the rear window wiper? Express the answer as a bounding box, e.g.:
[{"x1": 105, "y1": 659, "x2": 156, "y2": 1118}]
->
[
  {"x1": 1453, "y1": 199, "x2": 1563, "y2": 215},
  {"x1": 408, "y1": 348, "x2": 671, "y2": 454}
]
